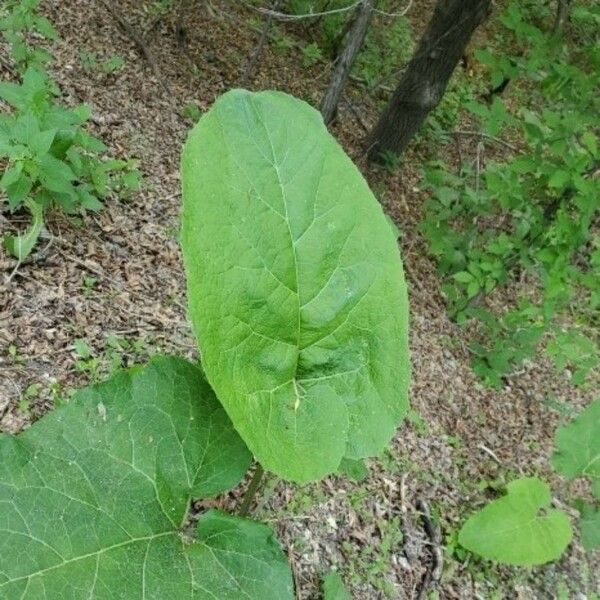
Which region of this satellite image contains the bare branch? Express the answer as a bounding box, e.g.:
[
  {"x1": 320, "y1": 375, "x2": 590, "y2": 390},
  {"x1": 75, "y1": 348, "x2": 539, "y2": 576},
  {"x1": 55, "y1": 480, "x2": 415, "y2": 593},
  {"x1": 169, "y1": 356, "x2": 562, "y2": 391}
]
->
[
  {"x1": 416, "y1": 499, "x2": 443, "y2": 600},
  {"x1": 320, "y1": 0, "x2": 375, "y2": 124},
  {"x1": 343, "y1": 94, "x2": 370, "y2": 132},
  {"x1": 373, "y1": 0, "x2": 413, "y2": 17},
  {"x1": 239, "y1": 0, "x2": 279, "y2": 86},
  {"x1": 97, "y1": 0, "x2": 170, "y2": 94},
  {"x1": 240, "y1": 0, "x2": 361, "y2": 21},
  {"x1": 241, "y1": 0, "x2": 412, "y2": 21},
  {"x1": 451, "y1": 130, "x2": 519, "y2": 152}
]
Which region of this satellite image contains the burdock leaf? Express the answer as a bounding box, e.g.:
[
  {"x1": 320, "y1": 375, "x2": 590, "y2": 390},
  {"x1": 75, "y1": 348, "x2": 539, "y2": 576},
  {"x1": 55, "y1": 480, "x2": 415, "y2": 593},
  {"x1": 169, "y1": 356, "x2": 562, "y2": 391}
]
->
[
  {"x1": 322, "y1": 571, "x2": 351, "y2": 600},
  {"x1": 552, "y1": 398, "x2": 600, "y2": 499},
  {"x1": 0, "y1": 355, "x2": 293, "y2": 599},
  {"x1": 458, "y1": 477, "x2": 572, "y2": 566},
  {"x1": 181, "y1": 90, "x2": 410, "y2": 482},
  {"x1": 576, "y1": 501, "x2": 600, "y2": 551}
]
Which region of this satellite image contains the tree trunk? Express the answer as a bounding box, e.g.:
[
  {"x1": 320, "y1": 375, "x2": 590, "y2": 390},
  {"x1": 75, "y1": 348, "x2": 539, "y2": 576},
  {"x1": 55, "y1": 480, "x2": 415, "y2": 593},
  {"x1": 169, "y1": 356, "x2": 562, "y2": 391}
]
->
[
  {"x1": 552, "y1": 0, "x2": 572, "y2": 35},
  {"x1": 366, "y1": 0, "x2": 492, "y2": 161},
  {"x1": 175, "y1": 0, "x2": 192, "y2": 47},
  {"x1": 320, "y1": 0, "x2": 374, "y2": 125}
]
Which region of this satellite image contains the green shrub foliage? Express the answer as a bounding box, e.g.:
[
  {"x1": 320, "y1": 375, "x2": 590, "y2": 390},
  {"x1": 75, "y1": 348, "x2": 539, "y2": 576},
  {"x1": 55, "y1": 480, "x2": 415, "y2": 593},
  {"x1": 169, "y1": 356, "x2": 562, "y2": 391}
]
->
[
  {"x1": 421, "y1": 0, "x2": 599, "y2": 387},
  {"x1": 0, "y1": 0, "x2": 140, "y2": 259}
]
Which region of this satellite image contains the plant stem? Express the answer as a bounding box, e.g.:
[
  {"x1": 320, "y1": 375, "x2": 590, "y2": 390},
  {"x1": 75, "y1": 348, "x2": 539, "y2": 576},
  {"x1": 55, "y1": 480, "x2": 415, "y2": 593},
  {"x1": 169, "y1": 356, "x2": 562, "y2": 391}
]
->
[{"x1": 239, "y1": 464, "x2": 265, "y2": 517}]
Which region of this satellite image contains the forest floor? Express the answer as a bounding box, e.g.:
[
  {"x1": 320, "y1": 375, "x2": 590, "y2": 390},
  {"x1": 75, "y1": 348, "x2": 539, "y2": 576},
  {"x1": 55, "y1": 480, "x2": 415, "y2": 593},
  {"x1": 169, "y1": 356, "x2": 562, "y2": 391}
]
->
[{"x1": 1, "y1": 1, "x2": 598, "y2": 598}]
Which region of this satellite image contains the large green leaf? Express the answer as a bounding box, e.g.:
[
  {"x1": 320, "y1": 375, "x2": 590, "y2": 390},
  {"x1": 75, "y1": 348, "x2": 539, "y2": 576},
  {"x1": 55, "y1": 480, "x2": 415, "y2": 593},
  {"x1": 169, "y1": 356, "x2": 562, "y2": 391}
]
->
[
  {"x1": 458, "y1": 478, "x2": 572, "y2": 566},
  {"x1": 576, "y1": 501, "x2": 600, "y2": 551},
  {"x1": 322, "y1": 571, "x2": 351, "y2": 600},
  {"x1": 181, "y1": 89, "x2": 410, "y2": 482},
  {"x1": 552, "y1": 398, "x2": 600, "y2": 499},
  {"x1": 0, "y1": 355, "x2": 294, "y2": 599}
]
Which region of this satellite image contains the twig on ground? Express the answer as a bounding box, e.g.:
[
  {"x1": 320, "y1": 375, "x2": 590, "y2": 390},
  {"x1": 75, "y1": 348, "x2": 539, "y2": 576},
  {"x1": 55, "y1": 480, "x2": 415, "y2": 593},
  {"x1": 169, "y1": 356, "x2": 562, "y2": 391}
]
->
[
  {"x1": 477, "y1": 443, "x2": 502, "y2": 465},
  {"x1": 399, "y1": 472, "x2": 408, "y2": 513},
  {"x1": 238, "y1": 0, "x2": 279, "y2": 87},
  {"x1": 219, "y1": 4, "x2": 390, "y2": 93},
  {"x1": 238, "y1": 464, "x2": 265, "y2": 517},
  {"x1": 362, "y1": 66, "x2": 405, "y2": 95},
  {"x1": 97, "y1": 0, "x2": 170, "y2": 94},
  {"x1": 475, "y1": 141, "x2": 484, "y2": 194},
  {"x1": 0, "y1": 375, "x2": 20, "y2": 421},
  {"x1": 4, "y1": 235, "x2": 54, "y2": 282},
  {"x1": 343, "y1": 94, "x2": 370, "y2": 132},
  {"x1": 242, "y1": 0, "x2": 412, "y2": 21},
  {"x1": 57, "y1": 248, "x2": 124, "y2": 290},
  {"x1": 401, "y1": 257, "x2": 445, "y2": 314},
  {"x1": 453, "y1": 132, "x2": 464, "y2": 172},
  {"x1": 6, "y1": 259, "x2": 22, "y2": 284},
  {"x1": 263, "y1": 515, "x2": 314, "y2": 522},
  {"x1": 416, "y1": 499, "x2": 443, "y2": 600},
  {"x1": 0, "y1": 57, "x2": 17, "y2": 76},
  {"x1": 451, "y1": 130, "x2": 519, "y2": 152}
]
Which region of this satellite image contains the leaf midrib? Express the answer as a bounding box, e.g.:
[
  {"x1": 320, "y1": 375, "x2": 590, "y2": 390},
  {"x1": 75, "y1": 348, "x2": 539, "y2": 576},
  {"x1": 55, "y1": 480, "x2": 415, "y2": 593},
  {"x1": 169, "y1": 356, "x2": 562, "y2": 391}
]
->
[{"x1": 241, "y1": 98, "x2": 304, "y2": 419}]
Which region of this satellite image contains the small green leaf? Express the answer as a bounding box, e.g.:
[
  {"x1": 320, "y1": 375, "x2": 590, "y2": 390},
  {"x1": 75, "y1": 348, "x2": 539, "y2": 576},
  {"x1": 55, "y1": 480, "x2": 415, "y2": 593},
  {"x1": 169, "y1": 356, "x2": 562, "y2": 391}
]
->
[
  {"x1": 76, "y1": 130, "x2": 106, "y2": 152},
  {"x1": 76, "y1": 186, "x2": 103, "y2": 211},
  {"x1": 12, "y1": 112, "x2": 40, "y2": 145},
  {"x1": 30, "y1": 128, "x2": 57, "y2": 156},
  {"x1": 0, "y1": 356, "x2": 294, "y2": 598},
  {"x1": 120, "y1": 169, "x2": 141, "y2": 190},
  {"x1": 38, "y1": 154, "x2": 77, "y2": 195},
  {"x1": 548, "y1": 170, "x2": 570, "y2": 188},
  {"x1": 552, "y1": 399, "x2": 600, "y2": 498},
  {"x1": 3, "y1": 198, "x2": 43, "y2": 260},
  {"x1": 467, "y1": 280, "x2": 480, "y2": 298},
  {"x1": 0, "y1": 81, "x2": 24, "y2": 108},
  {"x1": 581, "y1": 131, "x2": 597, "y2": 156},
  {"x1": 72, "y1": 104, "x2": 93, "y2": 123},
  {"x1": 453, "y1": 271, "x2": 474, "y2": 283},
  {"x1": 6, "y1": 173, "x2": 33, "y2": 210},
  {"x1": 0, "y1": 134, "x2": 12, "y2": 156},
  {"x1": 338, "y1": 458, "x2": 369, "y2": 482},
  {"x1": 458, "y1": 477, "x2": 572, "y2": 566},
  {"x1": 73, "y1": 338, "x2": 92, "y2": 358},
  {"x1": 576, "y1": 501, "x2": 600, "y2": 551},
  {"x1": 0, "y1": 162, "x2": 24, "y2": 190},
  {"x1": 32, "y1": 14, "x2": 59, "y2": 39},
  {"x1": 322, "y1": 571, "x2": 351, "y2": 600}
]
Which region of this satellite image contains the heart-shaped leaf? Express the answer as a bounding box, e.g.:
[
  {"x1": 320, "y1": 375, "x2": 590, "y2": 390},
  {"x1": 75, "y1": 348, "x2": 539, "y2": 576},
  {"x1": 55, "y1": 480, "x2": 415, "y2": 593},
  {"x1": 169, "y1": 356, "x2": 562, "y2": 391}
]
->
[
  {"x1": 0, "y1": 356, "x2": 294, "y2": 599},
  {"x1": 552, "y1": 398, "x2": 600, "y2": 499},
  {"x1": 181, "y1": 90, "x2": 410, "y2": 482},
  {"x1": 458, "y1": 477, "x2": 572, "y2": 566}
]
